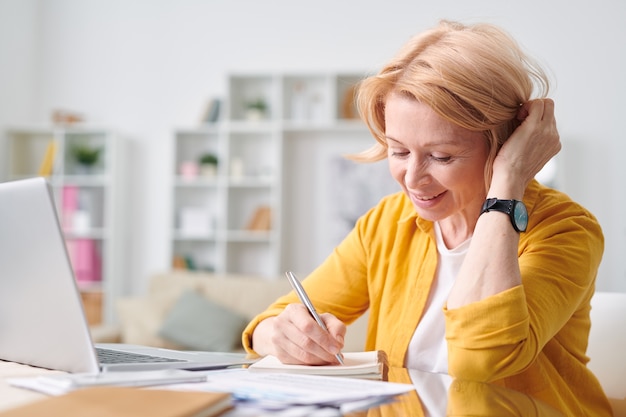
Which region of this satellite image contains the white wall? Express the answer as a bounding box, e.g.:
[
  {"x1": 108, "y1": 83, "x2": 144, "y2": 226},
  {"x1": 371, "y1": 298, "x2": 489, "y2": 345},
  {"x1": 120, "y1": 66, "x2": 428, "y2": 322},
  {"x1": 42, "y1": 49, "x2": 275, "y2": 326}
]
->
[
  {"x1": 1, "y1": 0, "x2": 625, "y2": 293},
  {"x1": 0, "y1": 0, "x2": 39, "y2": 127}
]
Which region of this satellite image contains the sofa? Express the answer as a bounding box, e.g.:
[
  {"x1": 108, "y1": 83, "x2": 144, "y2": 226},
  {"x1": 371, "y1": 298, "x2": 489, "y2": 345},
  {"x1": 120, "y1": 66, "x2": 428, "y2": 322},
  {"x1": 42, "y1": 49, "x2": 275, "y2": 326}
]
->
[{"x1": 91, "y1": 270, "x2": 369, "y2": 353}]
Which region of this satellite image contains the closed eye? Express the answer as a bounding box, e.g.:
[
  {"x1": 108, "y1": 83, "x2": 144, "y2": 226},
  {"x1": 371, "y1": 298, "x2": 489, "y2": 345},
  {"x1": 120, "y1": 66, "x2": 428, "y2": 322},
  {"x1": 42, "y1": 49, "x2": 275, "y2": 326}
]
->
[
  {"x1": 431, "y1": 155, "x2": 452, "y2": 163},
  {"x1": 390, "y1": 151, "x2": 410, "y2": 158}
]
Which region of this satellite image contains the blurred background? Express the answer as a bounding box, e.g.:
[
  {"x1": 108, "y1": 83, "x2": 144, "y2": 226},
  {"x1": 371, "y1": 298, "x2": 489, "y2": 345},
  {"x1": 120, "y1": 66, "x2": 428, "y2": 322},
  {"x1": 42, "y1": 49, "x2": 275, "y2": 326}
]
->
[{"x1": 0, "y1": 0, "x2": 624, "y2": 313}]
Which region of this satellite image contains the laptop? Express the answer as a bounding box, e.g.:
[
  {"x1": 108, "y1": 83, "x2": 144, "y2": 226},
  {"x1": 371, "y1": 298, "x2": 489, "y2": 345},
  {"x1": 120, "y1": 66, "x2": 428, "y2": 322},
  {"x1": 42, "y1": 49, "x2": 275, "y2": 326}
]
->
[{"x1": 0, "y1": 177, "x2": 256, "y2": 373}]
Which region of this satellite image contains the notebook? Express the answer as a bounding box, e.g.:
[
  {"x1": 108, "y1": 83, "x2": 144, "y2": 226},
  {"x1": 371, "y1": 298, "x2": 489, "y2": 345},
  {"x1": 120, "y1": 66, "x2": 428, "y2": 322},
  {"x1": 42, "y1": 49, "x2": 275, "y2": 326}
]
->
[
  {"x1": 248, "y1": 351, "x2": 388, "y2": 380},
  {"x1": 0, "y1": 177, "x2": 256, "y2": 373}
]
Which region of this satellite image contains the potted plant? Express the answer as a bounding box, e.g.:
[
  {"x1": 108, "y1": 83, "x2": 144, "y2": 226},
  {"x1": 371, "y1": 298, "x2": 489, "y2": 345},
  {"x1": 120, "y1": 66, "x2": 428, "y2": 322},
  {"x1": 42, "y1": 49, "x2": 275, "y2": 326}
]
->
[
  {"x1": 245, "y1": 98, "x2": 268, "y2": 120},
  {"x1": 198, "y1": 153, "x2": 218, "y2": 177},
  {"x1": 71, "y1": 144, "x2": 102, "y2": 174}
]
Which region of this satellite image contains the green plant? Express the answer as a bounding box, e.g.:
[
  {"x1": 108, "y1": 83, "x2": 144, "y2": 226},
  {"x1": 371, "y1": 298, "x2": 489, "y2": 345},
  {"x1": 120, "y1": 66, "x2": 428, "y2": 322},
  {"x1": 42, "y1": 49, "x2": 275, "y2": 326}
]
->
[
  {"x1": 199, "y1": 153, "x2": 218, "y2": 166},
  {"x1": 245, "y1": 98, "x2": 267, "y2": 112},
  {"x1": 71, "y1": 144, "x2": 101, "y2": 166}
]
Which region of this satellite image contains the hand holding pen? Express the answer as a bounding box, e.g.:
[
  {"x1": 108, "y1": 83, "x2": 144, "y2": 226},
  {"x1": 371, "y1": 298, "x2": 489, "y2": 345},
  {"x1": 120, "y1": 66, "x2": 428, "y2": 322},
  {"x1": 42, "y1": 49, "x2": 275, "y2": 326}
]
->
[{"x1": 286, "y1": 271, "x2": 344, "y2": 365}]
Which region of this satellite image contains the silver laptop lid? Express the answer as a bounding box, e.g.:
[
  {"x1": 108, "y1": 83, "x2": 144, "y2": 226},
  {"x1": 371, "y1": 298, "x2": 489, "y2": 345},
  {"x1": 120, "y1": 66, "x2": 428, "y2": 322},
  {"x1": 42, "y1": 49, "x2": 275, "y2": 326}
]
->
[{"x1": 0, "y1": 177, "x2": 100, "y2": 373}]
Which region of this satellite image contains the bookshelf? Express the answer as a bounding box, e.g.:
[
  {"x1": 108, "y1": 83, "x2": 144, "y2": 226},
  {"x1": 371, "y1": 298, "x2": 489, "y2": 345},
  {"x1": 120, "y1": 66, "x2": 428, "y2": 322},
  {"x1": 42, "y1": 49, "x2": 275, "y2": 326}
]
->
[
  {"x1": 2, "y1": 126, "x2": 126, "y2": 324},
  {"x1": 171, "y1": 72, "x2": 398, "y2": 277}
]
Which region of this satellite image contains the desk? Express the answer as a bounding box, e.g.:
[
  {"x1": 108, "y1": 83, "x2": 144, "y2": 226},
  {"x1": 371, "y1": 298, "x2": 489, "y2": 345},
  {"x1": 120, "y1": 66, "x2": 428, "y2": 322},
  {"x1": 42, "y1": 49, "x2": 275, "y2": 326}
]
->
[
  {"x1": 0, "y1": 360, "x2": 64, "y2": 412},
  {"x1": 0, "y1": 360, "x2": 565, "y2": 416}
]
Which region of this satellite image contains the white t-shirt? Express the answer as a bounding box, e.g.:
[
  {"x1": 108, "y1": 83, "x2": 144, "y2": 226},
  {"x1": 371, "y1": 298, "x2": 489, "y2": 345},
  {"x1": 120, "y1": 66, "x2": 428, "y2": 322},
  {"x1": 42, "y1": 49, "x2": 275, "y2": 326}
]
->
[
  {"x1": 408, "y1": 369, "x2": 453, "y2": 417},
  {"x1": 404, "y1": 222, "x2": 470, "y2": 373}
]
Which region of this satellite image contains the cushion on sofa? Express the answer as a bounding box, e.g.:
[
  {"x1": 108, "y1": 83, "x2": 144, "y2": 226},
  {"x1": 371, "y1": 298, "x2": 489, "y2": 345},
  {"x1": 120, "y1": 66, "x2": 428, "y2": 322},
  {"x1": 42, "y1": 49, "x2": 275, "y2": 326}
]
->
[
  {"x1": 116, "y1": 292, "x2": 184, "y2": 350},
  {"x1": 158, "y1": 289, "x2": 249, "y2": 351}
]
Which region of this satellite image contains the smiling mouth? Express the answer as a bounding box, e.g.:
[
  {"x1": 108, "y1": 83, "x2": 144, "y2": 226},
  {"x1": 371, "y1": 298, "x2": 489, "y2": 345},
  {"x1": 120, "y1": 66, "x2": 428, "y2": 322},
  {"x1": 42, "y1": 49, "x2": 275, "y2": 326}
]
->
[{"x1": 414, "y1": 191, "x2": 445, "y2": 201}]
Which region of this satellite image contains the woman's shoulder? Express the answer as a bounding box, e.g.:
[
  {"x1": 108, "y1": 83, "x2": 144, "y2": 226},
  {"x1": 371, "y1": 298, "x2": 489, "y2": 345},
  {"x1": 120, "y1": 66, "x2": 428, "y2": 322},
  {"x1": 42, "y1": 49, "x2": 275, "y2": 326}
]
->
[
  {"x1": 353, "y1": 190, "x2": 431, "y2": 238},
  {"x1": 524, "y1": 180, "x2": 603, "y2": 238},
  {"x1": 526, "y1": 180, "x2": 598, "y2": 220},
  {"x1": 363, "y1": 190, "x2": 415, "y2": 221}
]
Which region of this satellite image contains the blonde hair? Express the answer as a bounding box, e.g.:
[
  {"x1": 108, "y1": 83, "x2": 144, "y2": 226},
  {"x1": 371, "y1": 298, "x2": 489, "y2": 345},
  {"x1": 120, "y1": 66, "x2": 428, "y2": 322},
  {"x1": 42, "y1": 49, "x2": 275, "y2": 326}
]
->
[{"x1": 351, "y1": 20, "x2": 550, "y2": 183}]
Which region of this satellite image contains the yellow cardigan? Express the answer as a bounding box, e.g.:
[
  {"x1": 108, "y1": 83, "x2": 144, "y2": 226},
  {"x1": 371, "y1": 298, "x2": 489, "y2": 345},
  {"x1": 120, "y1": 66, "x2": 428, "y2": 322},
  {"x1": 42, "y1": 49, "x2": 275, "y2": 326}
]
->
[{"x1": 242, "y1": 180, "x2": 611, "y2": 416}]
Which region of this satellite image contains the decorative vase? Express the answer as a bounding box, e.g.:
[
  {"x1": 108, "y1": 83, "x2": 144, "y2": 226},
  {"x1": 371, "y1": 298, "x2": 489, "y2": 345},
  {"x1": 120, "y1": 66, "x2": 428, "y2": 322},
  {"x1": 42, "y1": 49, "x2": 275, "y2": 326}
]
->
[{"x1": 200, "y1": 164, "x2": 217, "y2": 178}]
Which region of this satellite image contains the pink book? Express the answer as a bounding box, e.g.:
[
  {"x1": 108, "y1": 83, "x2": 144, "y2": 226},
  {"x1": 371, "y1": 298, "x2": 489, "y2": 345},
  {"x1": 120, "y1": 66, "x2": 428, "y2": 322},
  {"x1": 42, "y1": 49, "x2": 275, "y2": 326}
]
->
[
  {"x1": 67, "y1": 239, "x2": 102, "y2": 283},
  {"x1": 62, "y1": 185, "x2": 79, "y2": 231}
]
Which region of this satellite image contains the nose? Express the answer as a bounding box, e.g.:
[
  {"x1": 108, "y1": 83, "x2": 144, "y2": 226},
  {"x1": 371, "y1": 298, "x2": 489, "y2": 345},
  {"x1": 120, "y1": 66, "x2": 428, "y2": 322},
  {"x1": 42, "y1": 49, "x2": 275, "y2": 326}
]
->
[{"x1": 404, "y1": 156, "x2": 430, "y2": 188}]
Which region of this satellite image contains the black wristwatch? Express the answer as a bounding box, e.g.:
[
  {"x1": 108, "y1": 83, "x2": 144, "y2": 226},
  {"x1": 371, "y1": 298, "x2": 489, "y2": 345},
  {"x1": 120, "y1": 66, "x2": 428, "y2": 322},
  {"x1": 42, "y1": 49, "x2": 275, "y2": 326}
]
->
[{"x1": 480, "y1": 198, "x2": 528, "y2": 232}]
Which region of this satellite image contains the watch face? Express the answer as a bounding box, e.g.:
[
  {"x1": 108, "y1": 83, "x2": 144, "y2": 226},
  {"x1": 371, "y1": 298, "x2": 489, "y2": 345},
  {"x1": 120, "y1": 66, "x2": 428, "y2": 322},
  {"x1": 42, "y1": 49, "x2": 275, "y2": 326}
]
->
[{"x1": 513, "y1": 201, "x2": 528, "y2": 232}]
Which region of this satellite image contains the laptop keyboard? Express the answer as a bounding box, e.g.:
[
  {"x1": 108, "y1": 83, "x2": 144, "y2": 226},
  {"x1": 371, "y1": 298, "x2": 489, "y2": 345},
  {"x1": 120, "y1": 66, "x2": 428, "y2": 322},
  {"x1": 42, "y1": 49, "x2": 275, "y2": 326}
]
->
[{"x1": 96, "y1": 347, "x2": 186, "y2": 364}]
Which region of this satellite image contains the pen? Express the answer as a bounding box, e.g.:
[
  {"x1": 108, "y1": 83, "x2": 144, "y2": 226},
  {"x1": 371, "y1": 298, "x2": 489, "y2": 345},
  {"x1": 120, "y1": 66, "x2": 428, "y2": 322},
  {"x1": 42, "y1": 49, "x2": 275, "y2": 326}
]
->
[{"x1": 285, "y1": 271, "x2": 344, "y2": 365}]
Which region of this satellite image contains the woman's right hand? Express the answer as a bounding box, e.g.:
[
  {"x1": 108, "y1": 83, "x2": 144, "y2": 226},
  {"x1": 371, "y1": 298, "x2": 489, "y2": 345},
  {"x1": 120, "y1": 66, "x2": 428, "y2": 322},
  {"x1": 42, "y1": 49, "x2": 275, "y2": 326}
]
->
[
  {"x1": 490, "y1": 98, "x2": 561, "y2": 198},
  {"x1": 251, "y1": 303, "x2": 345, "y2": 365}
]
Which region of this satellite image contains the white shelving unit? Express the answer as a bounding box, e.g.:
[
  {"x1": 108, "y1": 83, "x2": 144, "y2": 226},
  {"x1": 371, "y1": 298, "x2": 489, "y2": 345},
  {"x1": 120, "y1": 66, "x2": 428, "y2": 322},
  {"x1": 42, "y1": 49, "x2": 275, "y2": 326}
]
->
[
  {"x1": 171, "y1": 72, "x2": 398, "y2": 278},
  {"x1": 2, "y1": 126, "x2": 126, "y2": 324}
]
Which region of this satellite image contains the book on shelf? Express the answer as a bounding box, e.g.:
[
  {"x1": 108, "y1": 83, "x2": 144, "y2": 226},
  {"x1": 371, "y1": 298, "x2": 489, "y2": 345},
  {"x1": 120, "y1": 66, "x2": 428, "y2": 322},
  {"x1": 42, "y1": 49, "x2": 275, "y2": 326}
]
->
[
  {"x1": 340, "y1": 84, "x2": 359, "y2": 120},
  {"x1": 0, "y1": 386, "x2": 232, "y2": 417},
  {"x1": 172, "y1": 255, "x2": 198, "y2": 270},
  {"x1": 200, "y1": 98, "x2": 221, "y2": 124},
  {"x1": 38, "y1": 140, "x2": 57, "y2": 177},
  {"x1": 66, "y1": 239, "x2": 102, "y2": 283},
  {"x1": 61, "y1": 185, "x2": 79, "y2": 231},
  {"x1": 245, "y1": 205, "x2": 272, "y2": 231},
  {"x1": 248, "y1": 350, "x2": 388, "y2": 380}
]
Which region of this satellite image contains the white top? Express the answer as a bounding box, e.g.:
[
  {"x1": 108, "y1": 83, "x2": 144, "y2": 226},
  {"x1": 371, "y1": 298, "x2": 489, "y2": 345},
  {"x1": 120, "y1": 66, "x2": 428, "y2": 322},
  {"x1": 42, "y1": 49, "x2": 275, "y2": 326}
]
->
[
  {"x1": 404, "y1": 222, "x2": 470, "y2": 373},
  {"x1": 408, "y1": 369, "x2": 453, "y2": 417}
]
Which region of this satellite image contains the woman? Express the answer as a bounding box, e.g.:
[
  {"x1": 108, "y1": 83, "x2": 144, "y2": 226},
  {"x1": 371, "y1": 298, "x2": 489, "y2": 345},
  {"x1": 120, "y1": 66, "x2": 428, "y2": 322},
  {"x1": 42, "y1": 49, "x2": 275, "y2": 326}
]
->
[{"x1": 242, "y1": 20, "x2": 611, "y2": 416}]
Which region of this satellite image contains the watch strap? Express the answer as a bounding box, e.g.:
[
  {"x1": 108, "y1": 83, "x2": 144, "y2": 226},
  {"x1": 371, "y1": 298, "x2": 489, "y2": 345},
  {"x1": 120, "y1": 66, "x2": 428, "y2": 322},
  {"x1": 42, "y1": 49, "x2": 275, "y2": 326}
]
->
[
  {"x1": 481, "y1": 198, "x2": 514, "y2": 215},
  {"x1": 480, "y1": 198, "x2": 527, "y2": 232}
]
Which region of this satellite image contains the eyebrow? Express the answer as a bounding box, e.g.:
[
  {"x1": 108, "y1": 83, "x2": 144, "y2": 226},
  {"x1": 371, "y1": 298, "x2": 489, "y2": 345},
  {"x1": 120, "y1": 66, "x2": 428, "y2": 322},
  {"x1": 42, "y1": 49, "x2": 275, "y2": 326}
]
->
[{"x1": 385, "y1": 136, "x2": 464, "y2": 148}]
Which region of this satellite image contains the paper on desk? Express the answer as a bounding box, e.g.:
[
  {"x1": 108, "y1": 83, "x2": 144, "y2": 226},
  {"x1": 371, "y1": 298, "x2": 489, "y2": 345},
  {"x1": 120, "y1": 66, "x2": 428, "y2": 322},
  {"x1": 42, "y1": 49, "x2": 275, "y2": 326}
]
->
[
  {"x1": 162, "y1": 368, "x2": 415, "y2": 410},
  {"x1": 8, "y1": 369, "x2": 208, "y2": 396}
]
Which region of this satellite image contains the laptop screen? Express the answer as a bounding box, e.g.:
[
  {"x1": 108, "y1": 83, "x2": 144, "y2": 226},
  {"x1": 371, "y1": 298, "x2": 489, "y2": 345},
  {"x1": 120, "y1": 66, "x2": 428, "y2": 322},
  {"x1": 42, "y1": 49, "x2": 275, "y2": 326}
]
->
[{"x1": 0, "y1": 177, "x2": 100, "y2": 373}]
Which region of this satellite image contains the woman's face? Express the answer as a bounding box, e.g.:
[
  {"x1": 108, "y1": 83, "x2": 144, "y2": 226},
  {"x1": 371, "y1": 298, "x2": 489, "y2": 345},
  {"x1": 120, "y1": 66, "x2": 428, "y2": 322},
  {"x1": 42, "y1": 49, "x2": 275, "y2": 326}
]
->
[{"x1": 385, "y1": 93, "x2": 489, "y2": 228}]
